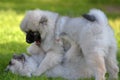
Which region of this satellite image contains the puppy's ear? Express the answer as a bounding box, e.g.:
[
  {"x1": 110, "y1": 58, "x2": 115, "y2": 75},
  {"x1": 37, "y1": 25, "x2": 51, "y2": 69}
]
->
[{"x1": 39, "y1": 16, "x2": 48, "y2": 25}]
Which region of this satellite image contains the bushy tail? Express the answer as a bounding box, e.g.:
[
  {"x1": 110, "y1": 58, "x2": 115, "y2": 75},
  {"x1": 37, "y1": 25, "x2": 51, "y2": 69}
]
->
[{"x1": 83, "y1": 9, "x2": 108, "y2": 26}]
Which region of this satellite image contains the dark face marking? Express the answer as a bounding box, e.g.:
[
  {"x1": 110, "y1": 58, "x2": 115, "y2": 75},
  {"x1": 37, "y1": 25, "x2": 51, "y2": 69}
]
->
[
  {"x1": 26, "y1": 31, "x2": 41, "y2": 44},
  {"x1": 39, "y1": 16, "x2": 48, "y2": 26},
  {"x1": 13, "y1": 54, "x2": 26, "y2": 62}
]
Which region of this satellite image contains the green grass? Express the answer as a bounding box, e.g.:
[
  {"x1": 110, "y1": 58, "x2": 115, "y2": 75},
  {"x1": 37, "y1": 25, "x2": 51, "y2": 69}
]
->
[{"x1": 0, "y1": 0, "x2": 120, "y2": 80}]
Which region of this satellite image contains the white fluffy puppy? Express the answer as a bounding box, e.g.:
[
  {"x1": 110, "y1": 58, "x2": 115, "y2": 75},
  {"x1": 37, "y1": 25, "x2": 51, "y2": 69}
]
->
[
  {"x1": 5, "y1": 36, "x2": 93, "y2": 80},
  {"x1": 20, "y1": 9, "x2": 119, "y2": 80}
]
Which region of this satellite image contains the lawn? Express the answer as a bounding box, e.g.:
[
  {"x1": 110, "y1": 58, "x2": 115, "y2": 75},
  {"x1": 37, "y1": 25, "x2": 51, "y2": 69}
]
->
[{"x1": 0, "y1": 0, "x2": 120, "y2": 80}]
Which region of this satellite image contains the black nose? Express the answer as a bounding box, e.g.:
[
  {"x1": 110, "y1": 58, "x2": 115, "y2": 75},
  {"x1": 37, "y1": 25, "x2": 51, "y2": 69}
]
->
[{"x1": 26, "y1": 31, "x2": 34, "y2": 43}]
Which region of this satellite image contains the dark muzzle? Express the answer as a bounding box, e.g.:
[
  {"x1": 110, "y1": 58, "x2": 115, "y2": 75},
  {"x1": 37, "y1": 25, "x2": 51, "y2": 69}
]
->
[{"x1": 26, "y1": 31, "x2": 41, "y2": 44}]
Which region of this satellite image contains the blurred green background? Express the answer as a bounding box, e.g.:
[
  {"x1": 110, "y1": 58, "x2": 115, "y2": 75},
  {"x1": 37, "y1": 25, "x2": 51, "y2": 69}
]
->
[{"x1": 0, "y1": 0, "x2": 120, "y2": 80}]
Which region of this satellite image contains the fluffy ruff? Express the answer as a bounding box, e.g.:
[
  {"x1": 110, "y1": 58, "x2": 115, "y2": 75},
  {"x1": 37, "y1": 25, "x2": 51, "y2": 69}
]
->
[{"x1": 7, "y1": 9, "x2": 119, "y2": 80}]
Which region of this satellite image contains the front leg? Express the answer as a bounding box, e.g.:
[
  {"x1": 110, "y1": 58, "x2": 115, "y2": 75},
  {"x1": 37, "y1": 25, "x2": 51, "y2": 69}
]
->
[
  {"x1": 27, "y1": 42, "x2": 42, "y2": 55},
  {"x1": 32, "y1": 50, "x2": 63, "y2": 76}
]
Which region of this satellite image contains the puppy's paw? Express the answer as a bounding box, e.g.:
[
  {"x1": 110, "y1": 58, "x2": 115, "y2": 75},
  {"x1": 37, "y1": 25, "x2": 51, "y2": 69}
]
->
[{"x1": 32, "y1": 71, "x2": 42, "y2": 76}]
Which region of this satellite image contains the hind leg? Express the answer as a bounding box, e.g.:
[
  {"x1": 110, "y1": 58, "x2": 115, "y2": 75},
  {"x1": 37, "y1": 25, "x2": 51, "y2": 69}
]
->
[
  {"x1": 105, "y1": 47, "x2": 119, "y2": 80},
  {"x1": 105, "y1": 58, "x2": 119, "y2": 80},
  {"x1": 84, "y1": 49, "x2": 106, "y2": 80}
]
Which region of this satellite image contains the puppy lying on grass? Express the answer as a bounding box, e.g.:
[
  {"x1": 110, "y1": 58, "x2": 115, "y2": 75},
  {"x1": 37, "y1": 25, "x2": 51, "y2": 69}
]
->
[{"x1": 5, "y1": 34, "x2": 94, "y2": 80}]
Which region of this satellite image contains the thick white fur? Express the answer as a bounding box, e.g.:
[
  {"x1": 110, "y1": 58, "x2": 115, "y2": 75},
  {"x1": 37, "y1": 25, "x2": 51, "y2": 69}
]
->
[{"x1": 20, "y1": 9, "x2": 119, "y2": 80}]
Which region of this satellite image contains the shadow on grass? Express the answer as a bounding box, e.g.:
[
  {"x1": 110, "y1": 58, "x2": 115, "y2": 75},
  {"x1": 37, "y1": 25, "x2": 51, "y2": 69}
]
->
[
  {"x1": 0, "y1": 41, "x2": 28, "y2": 54},
  {"x1": 0, "y1": 0, "x2": 84, "y2": 14}
]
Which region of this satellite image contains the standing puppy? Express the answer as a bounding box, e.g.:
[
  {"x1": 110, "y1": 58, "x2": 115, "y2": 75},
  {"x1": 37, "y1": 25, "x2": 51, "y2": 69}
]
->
[{"x1": 20, "y1": 9, "x2": 119, "y2": 80}]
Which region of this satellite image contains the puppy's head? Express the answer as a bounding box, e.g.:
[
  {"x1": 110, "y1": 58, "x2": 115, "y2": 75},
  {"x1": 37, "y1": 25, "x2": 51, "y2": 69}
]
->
[
  {"x1": 20, "y1": 10, "x2": 59, "y2": 44},
  {"x1": 5, "y1": 54, "x2": 26, "y2": 73}
]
